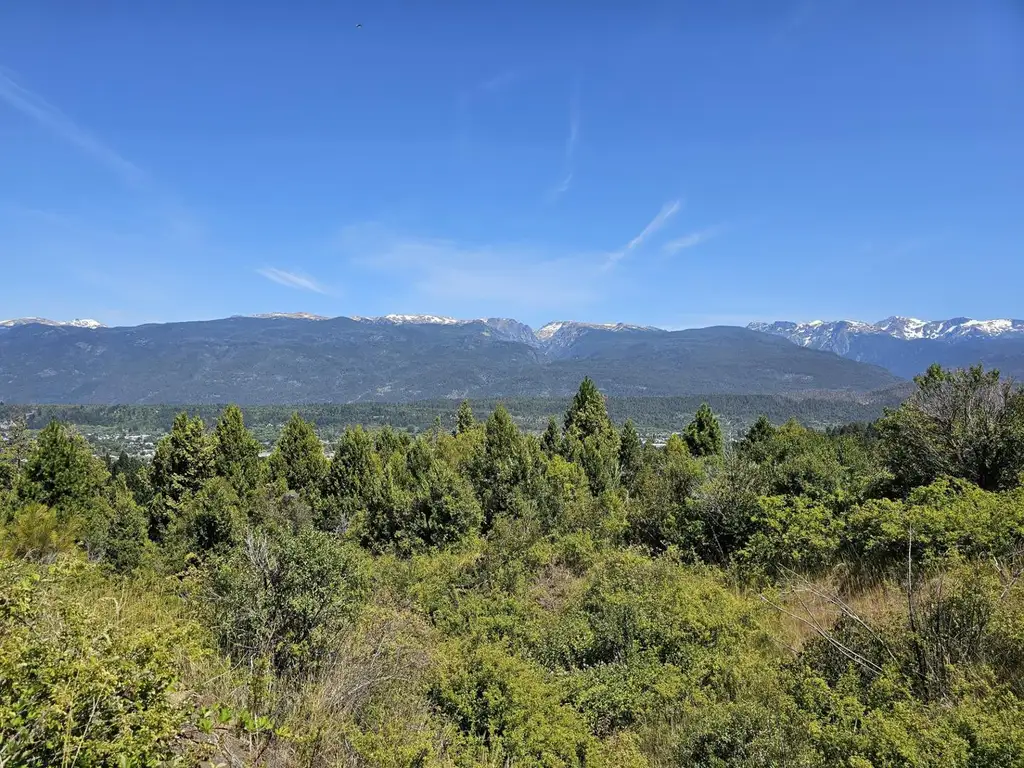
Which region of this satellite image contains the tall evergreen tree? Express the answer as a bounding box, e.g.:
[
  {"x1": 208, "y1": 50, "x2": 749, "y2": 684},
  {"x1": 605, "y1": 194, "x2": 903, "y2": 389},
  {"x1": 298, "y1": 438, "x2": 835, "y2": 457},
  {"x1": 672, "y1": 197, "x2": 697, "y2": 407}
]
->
[
  {"x1": 563, "y1": 377, "x2": 612, "y2": 440},
  {"x1": 375, "y1": 425, "x2": 410, "y2": 461},
  {"x1": 322, "y1": 426, "x2": 383, "y2": 532},
  {"x1": 744, "y1": 415, "x2": 776, "y2": 448},
  {"x1": 21, "y1": 421, "x2": 108, "y2": 514},
  {"x1": 541, "y1": 417, "x2": 561, "y2": 456},
  {"x1": 269, "y1": 413, "x2": 328, "y2": 498},
  {"x1": 455, "y1": 400, "x2": 475, "y2": 435},
  {"x1": 684, "y1": 403, "x2": 724, "y2": 458},
  {"x1": 151, "y1": 413, "x2": 215, "y2": 505},
  {"x1": 619, "y1": 419, "x2": 644, "y2": 489},
  {"x1": 104, "y1": 475, "x2": 149, "y2": 573},
  {"x1": 562, "y1": 378, "x2": 620, "y2": 494},
  {"x1": 213, "y1": 405, "x2": 263, "y2": 496},
  {"x1": 475, "y1": 405, "x2": 532, "y2": 525}
]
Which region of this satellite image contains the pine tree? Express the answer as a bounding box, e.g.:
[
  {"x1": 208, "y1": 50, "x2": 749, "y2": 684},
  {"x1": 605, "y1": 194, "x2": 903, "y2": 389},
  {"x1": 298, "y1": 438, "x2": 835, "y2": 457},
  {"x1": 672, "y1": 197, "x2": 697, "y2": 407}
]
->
[
  {"x1": 105, "y1": 475, "x2": 148, "y2": 573},
  {"x1": 563, "y1": 377, "x2": 612, "y2": 440},
  {"x1": 562, "y1": 378, "x2": 620, "y2": 494},
  {"x1": 476, "y1": 405, "x2": 531, "y2": 525},
  {"x1": 741, "y1": 415, "x2": 775, "y2": 454},
  {"x1": 619, "y1": 419, "x2": 643, "y2": 489},
  {"x1": 21, "y1": 421, "x2": 108, "y2": 514},
  {"x1": 322, "y1": 426, "x2": 383, "y2": 532},
  {"x1": 213, "y1": 405, "x2": 263, "y2": 496},
  {"x1": 455, "y1": 400, "x2": 475, "y2": 435},
  {"x1": 269, "y1": 413, "x2": 328, "y2": 497},
  {"x1": 375, "y1": 425, "x2": 410, "y2": 460},
  {"x1": 151, "y1": 413, "x2": 215, "y2": 505},
  {"x1": 541, "y1": 417, "x2": 561, "y2": 456},
  {"x1": 684, "y1": 403, "x2": 724, "y2": 458}
]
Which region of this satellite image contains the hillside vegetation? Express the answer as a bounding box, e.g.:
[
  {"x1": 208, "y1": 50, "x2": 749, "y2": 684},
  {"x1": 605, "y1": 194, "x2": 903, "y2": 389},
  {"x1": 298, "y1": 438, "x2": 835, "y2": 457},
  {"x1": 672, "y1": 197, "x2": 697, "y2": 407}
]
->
[
  {"x1": 2, "y1": 365, "x2": 1024, "y2": 766},
  {"x1": 0, "y1": 388, "x2": 910, "y2": 457},
  {"x1": 0, "y1": 317, "x2": 901, "y2": 403}
]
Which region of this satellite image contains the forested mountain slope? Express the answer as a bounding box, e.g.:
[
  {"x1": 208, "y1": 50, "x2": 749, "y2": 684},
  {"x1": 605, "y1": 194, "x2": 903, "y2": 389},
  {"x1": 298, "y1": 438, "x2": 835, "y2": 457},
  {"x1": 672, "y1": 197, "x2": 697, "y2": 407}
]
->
[{"x1": 0, "y1": 316, "x2": 901, "y2": 403}]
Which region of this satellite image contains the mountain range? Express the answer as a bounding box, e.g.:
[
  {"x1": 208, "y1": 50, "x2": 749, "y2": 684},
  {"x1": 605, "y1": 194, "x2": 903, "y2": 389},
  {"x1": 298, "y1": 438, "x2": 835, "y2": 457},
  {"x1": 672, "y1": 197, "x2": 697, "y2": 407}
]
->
[
  {"x1": 0, "y1": 314, "x2": 901, "y2": 405},
  {"x1": 747, "y1": 316, "x2": 1024, "y2": 379},
  {"x1": 2, "y1": 312, "x2": 1018, "y2": 405}
]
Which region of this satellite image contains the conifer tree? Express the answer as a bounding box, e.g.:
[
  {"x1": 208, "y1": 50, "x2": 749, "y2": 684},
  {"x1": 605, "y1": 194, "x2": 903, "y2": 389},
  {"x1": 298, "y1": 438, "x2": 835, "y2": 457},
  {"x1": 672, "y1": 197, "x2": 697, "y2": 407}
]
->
[
  {"x1": 619, "y1": 419, "x2": 643, "y2": 489},
  {"x1": 213, "y1": 405, "x2": 263, "y2": 496},
  {"x1": 476, "y1": 405, "x2": 531, "y2": 524},
  {"x1": 151, "y1": 413, "x2": 215, "y2": 505},
  {"x1": 562, "y1": 378, "x2": 620, "y2": 494},
  {"x1": 269, "y1": 413, "x2": 328, "y2": 497},
  {"x1": 684, "y1": 403, "x2": 724, "y2": 458},
  {"x1": 22, "y1": 421, "x2": 108, "y2": 514},
  {"x1": 541, "y1": 417, "x2": 561, "y2": 456},
  {"x1": 455, "y1": 400, "x2": 475, "y2": 435}
]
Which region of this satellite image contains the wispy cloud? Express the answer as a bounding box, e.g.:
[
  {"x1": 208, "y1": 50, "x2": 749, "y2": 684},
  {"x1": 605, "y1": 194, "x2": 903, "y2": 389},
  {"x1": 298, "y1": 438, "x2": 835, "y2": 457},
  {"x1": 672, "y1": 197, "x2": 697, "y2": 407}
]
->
[
  {"x1": 339, "y1": 225, "x2": 606, "y2": 311},
  {"x1": 547, "y1": 86, "x2": 581, "y2": 201},
  {"x1": 257, "y1": 268, "x2": 328, "y2": 294},
  {"x1": 663, "y1": 225, "x2": 723, "y2": 254},
  {"x1": 0, "y1": 66, "x2": 199, "y2": 239},
  {"x1": 0, "y1": 68, "x2": 147, "y2": 187},
  {"x1": 604, "y1": 199, "x2": 683, "y2": 268}
]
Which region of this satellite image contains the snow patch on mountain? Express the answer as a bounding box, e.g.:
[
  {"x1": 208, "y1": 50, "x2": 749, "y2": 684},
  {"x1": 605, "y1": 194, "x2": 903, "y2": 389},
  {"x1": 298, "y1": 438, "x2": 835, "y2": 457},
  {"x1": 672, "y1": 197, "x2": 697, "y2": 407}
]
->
[
  {"x1": 250, "y1": 312, "x2": 328, "y2": 321},
  {"x1": 749, "y1": 316, "x2": 1024, "y2": 349},
  {"x1": 0, "y1": 317, "x2": 104, "y2": 329}
]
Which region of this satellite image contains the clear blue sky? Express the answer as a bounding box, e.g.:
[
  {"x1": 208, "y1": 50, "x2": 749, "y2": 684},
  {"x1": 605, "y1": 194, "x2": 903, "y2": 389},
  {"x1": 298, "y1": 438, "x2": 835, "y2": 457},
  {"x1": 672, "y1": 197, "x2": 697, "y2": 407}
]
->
[{"x1": 1, "y1": 1, "x2": 1022, "y2": 329}]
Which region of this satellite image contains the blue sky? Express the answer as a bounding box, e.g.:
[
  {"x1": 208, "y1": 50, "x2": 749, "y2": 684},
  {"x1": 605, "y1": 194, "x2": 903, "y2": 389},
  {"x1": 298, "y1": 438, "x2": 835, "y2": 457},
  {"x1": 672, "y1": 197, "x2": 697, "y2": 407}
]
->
[{"x1": 1, "y1": 1, "x2": 1022, "y2": 330}]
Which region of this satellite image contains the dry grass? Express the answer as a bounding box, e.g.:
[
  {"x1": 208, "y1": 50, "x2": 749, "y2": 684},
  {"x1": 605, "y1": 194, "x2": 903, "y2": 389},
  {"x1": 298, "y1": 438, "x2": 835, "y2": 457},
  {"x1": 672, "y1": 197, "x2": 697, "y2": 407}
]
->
[{"x1": 766, "y1": 570, "x2": 908, "y2": 654}]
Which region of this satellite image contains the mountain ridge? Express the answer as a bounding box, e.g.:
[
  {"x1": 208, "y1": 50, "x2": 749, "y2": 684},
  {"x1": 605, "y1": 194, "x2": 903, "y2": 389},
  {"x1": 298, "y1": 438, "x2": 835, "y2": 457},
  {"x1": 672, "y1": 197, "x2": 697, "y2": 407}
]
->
[
  {"x1": 746, "y1": 316, "x2": 1024, "y2": 379},
  {"x1": 0, "y1": 314, "x2": 900, "y2": 404}
]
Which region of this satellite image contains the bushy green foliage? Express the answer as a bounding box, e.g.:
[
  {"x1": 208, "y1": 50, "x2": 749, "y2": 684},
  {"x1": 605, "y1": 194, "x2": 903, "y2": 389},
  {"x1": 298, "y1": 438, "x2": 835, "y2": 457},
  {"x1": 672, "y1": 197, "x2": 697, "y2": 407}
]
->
[
  {"x1": 455, "y1": 399, "x2": 475, "y2": 434},
  {"x1": 475, "y1": 404, "x2": 536, "y2": 525},
  {"x1": 879, "y1": 364, "x2": 1024, "y2": 492},
  {"x1": 0, "y1": 558, "x2": 200, "y2": 766},
  {"x1": 562, "y1": 377, "x2": 621, "y2": 494},
  {"x1": 210, "y1": 525, "x2": 369, "y2": 674},
  {"x1": 213, "y1": 403, "x2": 263, "y2": 497},
  {"x1": 3, "y1": 371, "x2": 1024, "y2": 766},
  {"x1": 684, "y1": 402, "x2": 724, "y2": 458},
  {"x1": 150, "y1": 412, "x2": 214, "y2": 505},
  {"x1": 269, "y1": 412, "x2": 328, "y2": 500},
  {"x1": 20, "y1": 421, "x2": 108, "y2": 515},
  {"x1": 321, "y1": 425, "x2": 382, "y2": 533}
]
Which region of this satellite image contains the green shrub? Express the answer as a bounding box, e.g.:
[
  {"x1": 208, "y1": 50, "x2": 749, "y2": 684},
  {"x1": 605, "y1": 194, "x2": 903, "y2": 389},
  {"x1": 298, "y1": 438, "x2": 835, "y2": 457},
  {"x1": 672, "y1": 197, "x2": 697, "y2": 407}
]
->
[{"x1": 0, "y1": 557, "x2": 200, "y2": 766}]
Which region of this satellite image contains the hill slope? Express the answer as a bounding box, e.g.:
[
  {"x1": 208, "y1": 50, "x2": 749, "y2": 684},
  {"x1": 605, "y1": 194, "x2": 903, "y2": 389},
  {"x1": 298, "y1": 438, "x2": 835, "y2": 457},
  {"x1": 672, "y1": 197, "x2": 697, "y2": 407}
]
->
[{"x1": 0, "y1": 316, "x2": 901, "y2": 404}]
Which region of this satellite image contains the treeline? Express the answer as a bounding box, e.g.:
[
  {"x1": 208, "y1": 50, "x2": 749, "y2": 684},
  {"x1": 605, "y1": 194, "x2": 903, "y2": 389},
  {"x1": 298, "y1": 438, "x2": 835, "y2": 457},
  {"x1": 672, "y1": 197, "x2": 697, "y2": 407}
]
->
[
  {"x1": 1, "y1": 366, "x2": 1024, "y2": 766},
  {"x1": 0, "y1": 388, "x2": 907, "y2": 443}
]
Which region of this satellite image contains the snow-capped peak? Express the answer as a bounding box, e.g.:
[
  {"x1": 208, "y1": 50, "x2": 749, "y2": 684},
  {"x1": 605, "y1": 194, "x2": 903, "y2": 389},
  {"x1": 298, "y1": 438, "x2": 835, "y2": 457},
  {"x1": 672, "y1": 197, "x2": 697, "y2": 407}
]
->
[
  {"x1": 250, "y1": 312, "x2": 328, "y2": 320},
  {"x1": 0, "y1": 317, "x2": 104, "y2": 329},
  {"x1": 379, "y1": 314, "x2": 461, "y2": 325},
  {"x1": 749, "y1": 316, "x2": 1024, "y2": 351},
  {"x1": 535, "y1": 321, "x2": 569, "y2": 341}
]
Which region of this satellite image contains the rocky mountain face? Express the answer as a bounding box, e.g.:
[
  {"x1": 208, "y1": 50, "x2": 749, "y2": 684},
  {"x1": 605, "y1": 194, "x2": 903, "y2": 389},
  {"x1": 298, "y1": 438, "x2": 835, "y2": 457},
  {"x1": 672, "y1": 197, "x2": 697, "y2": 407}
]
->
[
  {"x1": 748, "y1": 317, "x2": 1024, "y2": 379},
  {"x1": 0, "y1": 315, "x2": 900, "y2": 404}
]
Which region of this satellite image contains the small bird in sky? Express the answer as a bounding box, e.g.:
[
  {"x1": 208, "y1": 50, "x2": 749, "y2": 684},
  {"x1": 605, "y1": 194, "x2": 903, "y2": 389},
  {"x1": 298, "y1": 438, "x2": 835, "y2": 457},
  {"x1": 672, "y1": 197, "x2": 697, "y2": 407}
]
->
[{"x1": 356, "y1": 23, "x2": 362, "y2": 28}]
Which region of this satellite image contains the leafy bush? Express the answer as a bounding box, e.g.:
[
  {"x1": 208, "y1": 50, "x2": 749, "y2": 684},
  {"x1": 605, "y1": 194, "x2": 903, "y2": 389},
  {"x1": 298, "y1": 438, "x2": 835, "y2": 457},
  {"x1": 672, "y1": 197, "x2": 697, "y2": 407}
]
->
[
  {"x1": 0, "y1": 558, "x2": 200, "y2": 766},
  {"x1": 210, "y1": 525, "x2": 370, "y2": 674}
]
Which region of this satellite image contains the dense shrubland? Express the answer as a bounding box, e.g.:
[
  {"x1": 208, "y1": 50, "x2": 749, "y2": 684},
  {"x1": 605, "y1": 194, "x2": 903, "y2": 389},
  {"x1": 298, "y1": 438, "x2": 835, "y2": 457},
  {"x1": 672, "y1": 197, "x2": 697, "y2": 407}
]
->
[{"x1": 2, "y1": 365, "x2": 1024, "y2": 766}]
